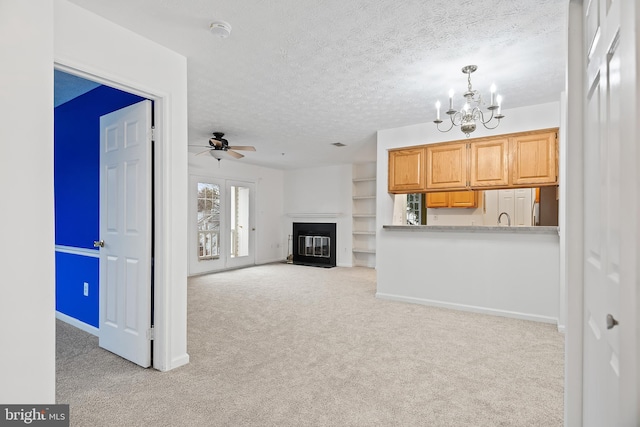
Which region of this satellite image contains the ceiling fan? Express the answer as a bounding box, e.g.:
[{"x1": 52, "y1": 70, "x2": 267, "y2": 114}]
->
[{"x1": 191, "y1": 132, "x2": 256, "y2": 160}]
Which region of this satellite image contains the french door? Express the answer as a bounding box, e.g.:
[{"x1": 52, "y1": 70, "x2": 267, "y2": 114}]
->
[
  {"x1": 189, "y1": 176, "x2": 255, "y2": 275},
  {"x1": 225, "y1": 181, "x2": 255, "y2": 269}
]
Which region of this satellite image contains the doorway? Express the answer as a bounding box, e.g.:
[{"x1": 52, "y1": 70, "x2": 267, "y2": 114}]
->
[
  {"x1": 189, "y1": 176, "x2": 256, "y2": 275},
  {"x1": 54, "y1": 69, "x2": 155, "y2": 367}
]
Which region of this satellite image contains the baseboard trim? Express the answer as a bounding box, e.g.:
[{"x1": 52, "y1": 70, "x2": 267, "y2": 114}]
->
[
  {"x1": 56, "y1": 311, "x2": 99, "y2": 336},
  {"x1": 255, "y1": 258, "x2": 286, "y2": 265},
  {"x1": 161, "y1": 354, "x2": 190, "y2": 372},
  {"x1": 375, "y1": 292, "x2": 559, "y2": 325}
]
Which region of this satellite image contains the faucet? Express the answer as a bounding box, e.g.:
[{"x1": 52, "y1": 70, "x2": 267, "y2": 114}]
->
[{"x1": 498, "y1": 212, "x2": 511, "y2": 226}]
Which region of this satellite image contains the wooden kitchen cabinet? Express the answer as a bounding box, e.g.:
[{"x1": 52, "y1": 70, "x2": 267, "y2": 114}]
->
[
  {"x1": 388, "y1": 147, "x2": 426, "y2": 193},
  {"x1": 469, "y1": 138, "x2": 510, "y2": 187},
  {"x1": 426, "y1": 192, "x2": 449, "y2": 208},
  {"x1": 426, "y1": 190, "x2": 478, "y2": 208},
  {"x1": 387, "y1": 128, "x2": 559, "y2": 194},
  {"x1": 426, "y1": 142, "x2": 467, "y2": 190},
  {"x1": 510, "y1": 131, "x2": 557, "y2": 186}
]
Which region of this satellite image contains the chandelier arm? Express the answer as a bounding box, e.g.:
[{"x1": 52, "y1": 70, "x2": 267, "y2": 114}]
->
[
  {"x1": 450, "y1": 111, "x2": 463, "y2": 126},
  {"x1": 435, "y1": 119, "x2": 455, "y2": 133},
  {"x1": 482, "y1": 119, "x2": 502, "y2": 130},
  {"x1": 477, "y1": 109, "x2": 495, "y2": 125}
]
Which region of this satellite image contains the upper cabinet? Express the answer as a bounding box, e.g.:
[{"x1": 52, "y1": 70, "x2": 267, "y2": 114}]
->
[
  {"x1": 426, "y1": 142, "x2": 467, "y2": 190},
  {"x1": 388, "y1": 147, "x2": 426, "y2": 193},
  {"x1": 387, "y1": 128, "x2": 558, "y2": 194},
  {"x1": 510, "y1": 131, "x2": 558, "y2": 186},
  {"x1": 469, "y1": 138, "x2": 510, "y2": 187}
]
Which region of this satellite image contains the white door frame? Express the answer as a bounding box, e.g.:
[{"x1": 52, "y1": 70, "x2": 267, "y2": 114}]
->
[{"x1": 54, "y1": 62, "x2": 169, "y2": 370}]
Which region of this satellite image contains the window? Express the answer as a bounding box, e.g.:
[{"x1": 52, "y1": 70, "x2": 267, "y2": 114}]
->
[
  {"x1": 197, "y1": 183, "x2": 220, "y2": 260},
  {"x1": 406, "y1": 193, "x2": 422, "y2": 225}
]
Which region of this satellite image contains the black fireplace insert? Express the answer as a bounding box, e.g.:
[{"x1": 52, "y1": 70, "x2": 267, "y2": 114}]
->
[{"x1": 292, "y1": 222, "x2": 336, "y2": 268}]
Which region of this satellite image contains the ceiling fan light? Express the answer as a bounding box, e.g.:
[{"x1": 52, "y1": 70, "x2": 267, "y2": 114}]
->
[{"x1": 209, "y1": 150, "x2": 224, "y2": 160}]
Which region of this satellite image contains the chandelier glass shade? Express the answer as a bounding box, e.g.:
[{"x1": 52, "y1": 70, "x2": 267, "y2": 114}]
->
[{"x1": 433, "y1": 65, "x2": 504, "y2": 137}]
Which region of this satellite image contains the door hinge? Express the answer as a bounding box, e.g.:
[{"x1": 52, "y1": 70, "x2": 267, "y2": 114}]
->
[
  {"x1": 151, "y1": 126, "x2": 155, "y2": 141},
  {"x1": 147, "y1": 327, "x2": 155, "y2": 341}
]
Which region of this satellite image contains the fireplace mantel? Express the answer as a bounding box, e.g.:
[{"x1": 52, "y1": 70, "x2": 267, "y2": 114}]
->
[{"x1": 286, "y1": 213, "x2": 343, "y2": 218}]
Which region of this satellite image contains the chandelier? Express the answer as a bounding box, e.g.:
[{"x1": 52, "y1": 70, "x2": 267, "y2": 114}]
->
[{"x1": 433, "y1": 65, "x2": 504, "y2": 137}]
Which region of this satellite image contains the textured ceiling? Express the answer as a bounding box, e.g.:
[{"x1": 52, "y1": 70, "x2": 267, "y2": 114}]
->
[{"x1": 68, "y1": 0, "x2": 567, "y2": 170}]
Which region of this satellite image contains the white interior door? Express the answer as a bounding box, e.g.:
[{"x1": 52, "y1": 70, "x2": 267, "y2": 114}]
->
[
  {"x1": 98, "y1": 100, "x2": 152, "y2": 368},
  {"x1": 225, "y1": 181, "x2": 255, "y2": 269},
  {"x1": 513, "y1": 188, "x2": 533, "y2": 226},
  {"x1": 582, "y1": 0, "x2": 623, "y2": 424}
]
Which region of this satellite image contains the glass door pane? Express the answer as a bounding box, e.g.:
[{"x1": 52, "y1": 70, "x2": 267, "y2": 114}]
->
[
  {"x1": 229, "y1": 185, "x2": 250, "y2": 259},
  {"x1": 224, "y1": 181, "x2": 255, "y2": 268}
]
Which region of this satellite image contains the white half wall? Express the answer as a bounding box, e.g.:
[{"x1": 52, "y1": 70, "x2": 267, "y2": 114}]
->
[
  {"x1": 378, "y1": 228, "x2": 560, "y2": 322},
  {"x1": 0, "y1": 0, "x2": 56, "y2": 404},
  {"x1": 188, "y1": 156, "x2": 285, "y2": 275},
  {"x1": 283, "y1": 164, "x2": 353, "y2": 267},
  {"x1": 54, "y1": 0, "x2": 189, "y2": 371}
]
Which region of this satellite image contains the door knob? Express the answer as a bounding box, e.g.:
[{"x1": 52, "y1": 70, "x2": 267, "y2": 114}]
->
[
  {"x1": 606, "y1": 314, "x2": 619, "y2": 330},
  {"x1": 93, "y1": 240, "x2": 105, "y2": 248}
]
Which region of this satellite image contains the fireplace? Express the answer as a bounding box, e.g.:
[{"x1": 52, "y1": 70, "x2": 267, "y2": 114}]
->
[{"x1": 292, "y1": 222, "x2": 336, "y2": 268}]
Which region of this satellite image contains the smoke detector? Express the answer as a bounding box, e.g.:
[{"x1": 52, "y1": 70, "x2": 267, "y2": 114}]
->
[{"x1": 209, "y1": 21, "x2": 232, "y2": 38}]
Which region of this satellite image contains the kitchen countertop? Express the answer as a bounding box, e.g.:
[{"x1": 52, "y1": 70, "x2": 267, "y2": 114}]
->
[{"x1": 382, "y1": 225, "x2": 559, "y2": 235}]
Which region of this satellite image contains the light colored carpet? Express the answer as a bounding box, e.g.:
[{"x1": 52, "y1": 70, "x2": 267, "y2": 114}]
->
[{"x1": 56, "y1": 263, "x2": 564, "y2": 426}]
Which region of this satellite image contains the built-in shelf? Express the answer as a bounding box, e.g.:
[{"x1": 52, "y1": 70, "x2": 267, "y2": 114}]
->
[
  {"x1": 352, "y1": 163, "x2": 376, "y2": 268},
  {"x1": 353, "y1": 248, "x2": 376, "y2": 254}
]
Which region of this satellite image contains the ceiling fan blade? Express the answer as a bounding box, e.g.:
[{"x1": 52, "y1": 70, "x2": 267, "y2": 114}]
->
[
  {"x1": 188, "y1": 145, "x2": 213, "y2": 155},
  {"x1": 228, "y1": 145, "x2": 256, "y2": 152},
  {"x1": 226, "y1": 150, "x2": 244, "y2": 159}
]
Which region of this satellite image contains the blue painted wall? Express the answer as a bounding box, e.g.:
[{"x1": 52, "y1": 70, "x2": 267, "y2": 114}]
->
[
  {"x1": 55, "y1": 85, "x2": 145, "y2": 328},
  {"x1": 55, "y1": 252, "x2": 99, "y2": 327}
]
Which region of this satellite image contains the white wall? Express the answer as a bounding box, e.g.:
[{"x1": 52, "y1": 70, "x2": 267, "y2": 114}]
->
[
  {"x1": 54, "y1": 0, "x2": 189, "y2": 371},
  {"x1": 0, "y1": 0, "x2": 56, "y2": 403},
  {"x1": 283, "y1": 164, "x2": 353, "y2": 267},
  {"x1": 378, "y1": 229, "x2": 560, "y2": 322},
  {"x1": 376, "y1": 102, "x2": 562, "y2": 323},
  {"x1": 188, "y1": 156, "x2": 285, "y2": 275}
]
